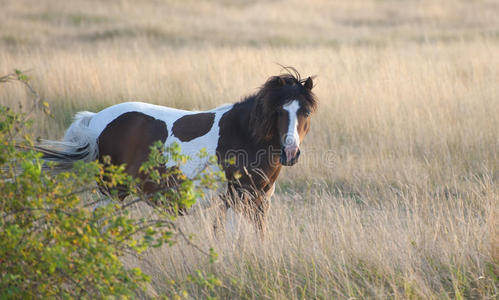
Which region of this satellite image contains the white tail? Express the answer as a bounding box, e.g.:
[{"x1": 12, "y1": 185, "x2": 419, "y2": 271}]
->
[{"x1": 37, "y1": 111, "x2": 99, "y2": 163}]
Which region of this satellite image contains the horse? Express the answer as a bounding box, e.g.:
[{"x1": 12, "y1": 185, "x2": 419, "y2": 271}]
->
[{"x1": 38, "y1": 69, "x2": 318, "y2": 234}]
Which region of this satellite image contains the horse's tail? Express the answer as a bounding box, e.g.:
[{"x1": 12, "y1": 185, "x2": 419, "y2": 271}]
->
[{"x1": 37, "y1": 111, "x2": 99, "y2": 166}]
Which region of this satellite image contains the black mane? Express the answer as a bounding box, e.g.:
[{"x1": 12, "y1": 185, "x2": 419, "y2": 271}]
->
[
  {"x1": 239, "y1": 68, "x2": 317, "y2": 112},
  {"x1": 238, "y1": 68, "x2": 317, "y2": 143}
]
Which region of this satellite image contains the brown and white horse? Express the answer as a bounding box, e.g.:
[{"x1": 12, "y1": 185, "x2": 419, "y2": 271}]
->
[{"x1": 40, "y1": 70, "x2": 317, "y2": 233}]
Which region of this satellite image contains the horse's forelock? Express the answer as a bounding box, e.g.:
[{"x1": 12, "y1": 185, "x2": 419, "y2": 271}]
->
[
  {"x1": 248, "y1": 71, "x2": 317, "y2": 143},
  {"x1": 258, "y1": 73, "x2": 317, "y2": 112}
]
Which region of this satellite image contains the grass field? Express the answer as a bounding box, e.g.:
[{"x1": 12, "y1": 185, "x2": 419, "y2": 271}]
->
[{"x1": 0, "y1": 0, "x2": 498, "y2": 298}]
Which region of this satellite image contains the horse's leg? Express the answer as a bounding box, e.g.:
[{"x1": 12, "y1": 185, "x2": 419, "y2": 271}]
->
[
  {"x1": 213, "y1": 199, "x2": 228, "y2": 237},
  {"x1": 220, "y1": 183, "x2": 273, "y2": 239},
  {"x1": 252, "y1": 183, "x2": 274, "y2": 238},
  {"x1": 214, "y1": 186, "x2": 244, "y2": 239},
  {"x1": 92, "y1": 197, "x2": 111, "y2": 212},
  {"x1": 92, "y1": 183, "x2": 128, "y2": 212},
  {"x1": 251, "y1": 197, "x2": 268, "y2": 239},
  {"x1": 226, "y1": 190, "x2": 267, "y2": 239},
  {"x1": 216, "y1": 185, "x2": 247, "y2": 239},
  {"x1": 91, "y1": 189, "x2": 124, "y2": 234},
  {"x1": 225, "y1": 206, "x2": 241, "y2": 237}
]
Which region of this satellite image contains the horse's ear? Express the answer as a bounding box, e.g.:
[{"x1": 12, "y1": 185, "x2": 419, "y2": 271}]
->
[{"x1": 304, "y1": 77, "x2": 313, "y2": 90}]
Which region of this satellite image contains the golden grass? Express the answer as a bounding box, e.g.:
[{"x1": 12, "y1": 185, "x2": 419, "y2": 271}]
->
[
  {"x1": 0, "y1": 0, "x2": 497, "y2": 298},
  {"x1": 127, "y1": 183, "x2": 496, "y2": 298}
]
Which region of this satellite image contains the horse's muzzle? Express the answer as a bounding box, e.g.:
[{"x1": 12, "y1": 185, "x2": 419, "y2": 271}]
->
[{"x1": 280, "y1": 146, "x2": 301, "y2": 166}]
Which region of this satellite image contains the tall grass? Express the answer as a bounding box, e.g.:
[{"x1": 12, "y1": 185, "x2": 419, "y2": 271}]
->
[
  {"x1": 0, "y1": 0, "x2": 497, "y2": 298},
  {"x1": 129, "y1": 180, "x2": 496, "y2": 298}
]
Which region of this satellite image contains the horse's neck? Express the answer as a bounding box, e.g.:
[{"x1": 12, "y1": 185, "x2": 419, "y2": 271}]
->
[
  {"x1": 219, "y1": 97, "x2": 282, "y2": 184},
  {"x1": 225, "y1": 97, "x2": 281, "y2": 151}
]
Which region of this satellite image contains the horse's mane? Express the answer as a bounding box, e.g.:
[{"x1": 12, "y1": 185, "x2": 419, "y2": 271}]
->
[{"x1": 242, "y1": 67, "x2": 317, "y2": 143}]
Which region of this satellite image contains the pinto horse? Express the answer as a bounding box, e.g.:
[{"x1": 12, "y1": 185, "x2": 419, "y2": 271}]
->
[{"x1": 39, "y1": 70, "x2": 317, "y2": 233}]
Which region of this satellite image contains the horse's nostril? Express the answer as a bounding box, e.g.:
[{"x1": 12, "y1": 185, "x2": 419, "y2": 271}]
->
[{"x1": 284, "y1": 145, "x2": 299, "y2": 163}]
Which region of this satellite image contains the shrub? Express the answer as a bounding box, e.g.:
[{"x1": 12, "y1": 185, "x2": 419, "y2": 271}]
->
[{"x1": 0, "y1": 71, "x2": 221, "y2": 299}]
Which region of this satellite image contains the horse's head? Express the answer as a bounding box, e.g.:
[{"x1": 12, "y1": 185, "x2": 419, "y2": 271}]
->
[{"x1": 250, "y1": 69, "x2": 317, "y2": 166}]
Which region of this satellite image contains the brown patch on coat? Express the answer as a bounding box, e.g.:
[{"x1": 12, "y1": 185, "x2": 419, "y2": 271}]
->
[
  {"x1": 97, "y1": 111, "x2": 169, "y2": 199},
  {"x1": 216, "y1": 100, "x2": 283, "y2": 235},
  {"x1": 172, "y1": 112, "x2": 215, "y2": 142}
]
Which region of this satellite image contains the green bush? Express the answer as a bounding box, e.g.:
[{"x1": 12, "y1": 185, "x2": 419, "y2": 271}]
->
[{"x1": 0, "y1": 71, "x2": 222, "y2": 299}]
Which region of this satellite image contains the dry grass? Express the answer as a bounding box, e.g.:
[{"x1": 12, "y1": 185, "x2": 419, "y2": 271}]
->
[
  {"x1": 0, "y1": 0, "x2": 497, "y2": 298},
  {"x1": 129, "y1": 183, "x2": 496, "y2": 299}
]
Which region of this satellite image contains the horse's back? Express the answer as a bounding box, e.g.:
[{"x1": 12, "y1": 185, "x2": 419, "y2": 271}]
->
[
  {"x1": 87, "y1": 101, "x2": 230, "y2": 206},
  {"x1": 86, "y1": 101, "x2": 232, "y2": 179},
  {"x1": 88, "y1": 102, "x2": 191, "y2": 135}
]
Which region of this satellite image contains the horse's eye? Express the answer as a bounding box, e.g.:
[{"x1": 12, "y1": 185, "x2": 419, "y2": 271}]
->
[{"x1": 303, "y1": 110, "x2": 311, "y2": 117}]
